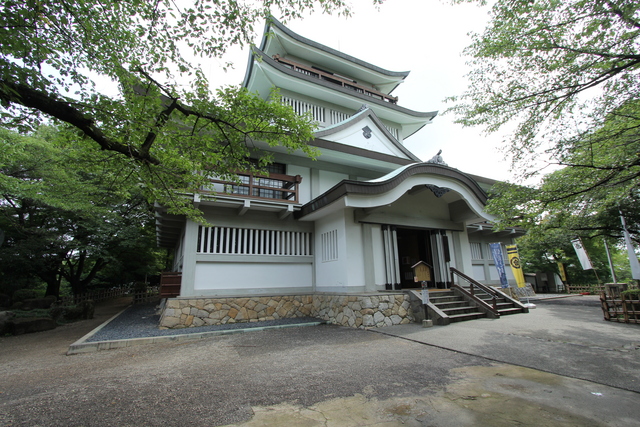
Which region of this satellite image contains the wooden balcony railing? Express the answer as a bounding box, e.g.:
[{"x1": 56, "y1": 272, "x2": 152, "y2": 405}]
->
[
  {"x1": 202, "y1": 172, "x2": 302, "y2": 203},
  {"x1": 273, "y1": 54, "x2": 398, "y2": 104}
]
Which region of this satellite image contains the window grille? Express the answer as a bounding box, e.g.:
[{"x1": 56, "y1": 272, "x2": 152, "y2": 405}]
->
[
  {"x1": 470, "y1": 242, "x2": 483, "y2": 260},
  {"x1": 330, "y1": 110, "x2": 350, "y2": 125},
  {"x1": 383, "y1": 125, "x2": 399, "y2": 140},
  {"x1": 197, "y1": 226, "x2": 312, "y2": 256},
  {"x1": 321, "y1": 229, "x2": 338, "y2": 262},
  {"x1": 281, "y1": 96, "x2": 325, "y2": 123}
]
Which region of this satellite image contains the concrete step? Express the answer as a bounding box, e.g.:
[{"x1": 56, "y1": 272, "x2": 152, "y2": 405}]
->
[
  {"x1": 447, "y1": 312, "x2": 486, "y2": 322},
  {"x1": 434, "y1": 301, "x2": 468, "y2": 309},
  {"x1": 430, "y1": 296, "x2": 465, "y2": 304},
  {"x1": 498, "y1": 307, "x2": 525, "y2": 315},
  {"x1": 441, "y1": 306, "x2": 482, "y2": 316}
]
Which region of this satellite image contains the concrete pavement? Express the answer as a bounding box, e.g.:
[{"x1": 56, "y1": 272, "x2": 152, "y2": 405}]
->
[{"x1": 1, "y1": 295, "x2": 639, "y2": 426}]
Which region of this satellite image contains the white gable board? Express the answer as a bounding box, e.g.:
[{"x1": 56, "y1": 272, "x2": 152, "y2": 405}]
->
[{"x1": 315, "y1": 114, "x2": 414, "y2": 161}]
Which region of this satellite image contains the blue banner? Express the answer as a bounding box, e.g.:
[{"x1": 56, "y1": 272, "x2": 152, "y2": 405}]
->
[{"x1": 490, "y1": 243, "x2": 509, "y2": 288}]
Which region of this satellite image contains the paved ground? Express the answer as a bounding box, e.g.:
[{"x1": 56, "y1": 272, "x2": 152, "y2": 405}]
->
[{"x1": 1, "y1": 295, "x2": 639, "y2": 426}]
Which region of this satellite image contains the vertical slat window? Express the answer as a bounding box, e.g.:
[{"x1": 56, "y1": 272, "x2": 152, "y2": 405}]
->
[
  {"x1": 197, "y1": 226, "x2": 312, "y2": 256},
  {"x1": 321, "y1": 229, "x2": 338, "y2": 262}
]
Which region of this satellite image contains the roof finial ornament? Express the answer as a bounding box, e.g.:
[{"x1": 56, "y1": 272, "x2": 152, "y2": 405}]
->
[
  {"x1": 358, "y1": 104, "x2": 369, "y2": 112},
  {"x1": 427, "y1": 150, "x2": 447, "y2": 166}
]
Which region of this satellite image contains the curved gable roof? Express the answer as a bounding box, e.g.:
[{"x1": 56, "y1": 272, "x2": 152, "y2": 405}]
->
[{"x1": 296, "y1": 163, "x2": 489, "y2": 219}]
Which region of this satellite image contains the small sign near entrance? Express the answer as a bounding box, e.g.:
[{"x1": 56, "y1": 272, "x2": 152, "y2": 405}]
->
[
  {"x1": 412, "y1": 261, "x2": 432, "y2": 283},
  {"x1": 421, "y1": 285, "x2": 429, "y2": 305}
]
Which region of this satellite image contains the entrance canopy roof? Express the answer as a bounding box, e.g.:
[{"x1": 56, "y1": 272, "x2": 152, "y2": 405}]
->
[{"x1": 295, "y1": 163, "x2": 496, "y2": 228}]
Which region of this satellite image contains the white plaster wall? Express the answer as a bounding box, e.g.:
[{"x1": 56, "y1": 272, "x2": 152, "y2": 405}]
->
[
  {"x1": 314, "y1": 210, "x2": 350, "y2": 291},
  {"x1": 194, "y1": 262, "x2": 313, "y2": 291},
  {"x1": 455, "y1": 230, "x2": 473, "y2": 276},
  {"x1": 344, "y1": 209, "x2": 366, "y2": 288},
  {"x1": 318, "y1": 170, "x2": 349, "y2": 194}
]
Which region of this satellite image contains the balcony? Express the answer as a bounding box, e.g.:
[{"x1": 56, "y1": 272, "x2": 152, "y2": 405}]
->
[
  {"x1": 273, "y1": 55, "x2": 398, "y2": 105},
  {"x1": 202, "y1": 172, "x2": 302, "y2": 204}
]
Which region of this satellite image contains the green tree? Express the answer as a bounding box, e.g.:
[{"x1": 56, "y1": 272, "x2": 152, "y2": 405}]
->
[
  {"x1": 449, "y1": 0, "x2": 640, "y2": 279},
  {"x1": 0, "y1": 1, "x2": 374, "y2": 216},
  {"x1": 0, "y1": 128, "x2": 162, "y2": 297},
  {"x1": 449, "y1": 0, "x2": 640, "y2": 191}
]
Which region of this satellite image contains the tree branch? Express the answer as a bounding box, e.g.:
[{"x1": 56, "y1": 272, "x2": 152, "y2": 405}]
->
[{"x1": 0, "y1": 80, "x2": 161, "y2": 165}]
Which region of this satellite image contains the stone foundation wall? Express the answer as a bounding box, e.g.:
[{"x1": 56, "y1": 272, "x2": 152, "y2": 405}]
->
[{"x1": 159, "y1": 293, "x2": 414, "y2": 329}]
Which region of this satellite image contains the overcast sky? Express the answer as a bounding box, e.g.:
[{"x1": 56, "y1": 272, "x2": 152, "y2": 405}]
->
[{"x1": 201, "y1": 0, "x2": 515, "y2": 181}]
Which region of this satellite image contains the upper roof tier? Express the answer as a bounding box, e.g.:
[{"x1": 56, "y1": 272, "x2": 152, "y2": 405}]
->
[
  {"x1": 247, "y1": 17, "x2": 409, "y2": 96},
  {"x1": 242, "y1": 18, "x2": 437, "y2": 140}
]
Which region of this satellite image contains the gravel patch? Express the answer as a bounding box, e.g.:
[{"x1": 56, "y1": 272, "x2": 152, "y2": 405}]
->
[{"x1": 86, "y1": 302, "x2": 323, "y2": 342}]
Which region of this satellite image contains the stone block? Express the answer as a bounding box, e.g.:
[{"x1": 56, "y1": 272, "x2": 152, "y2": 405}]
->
[
  {"x1": 185, "y1": 315, "x2": 194, "y2": 327},
  {"x1": 363, "y1": 314, "x2": 374, "y2": 327},
  {"x1": 192, "y1": 317, "x2": 205, "y2": 327},
  {"x1": 390, "y1": 315, "x2": 402, "y2": 325},
  {"x1": 373, "y1": 311, "x2": 385, "y2": 324},
  {"x1": 236, "y1": 307, "x2": 249, "y2": 321},
  {"x1": 166, "y1": 299, "x2": 181, "y2": 309},
  {"x1": 228, "y1": 307, "x2": 239, "y2": 319},
  {"x1": 8, "y1": 318, "x2": 57, "y2": 335}
]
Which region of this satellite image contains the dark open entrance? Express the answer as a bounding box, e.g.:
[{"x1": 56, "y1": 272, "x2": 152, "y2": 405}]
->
[
  {"x1": 396, "y1": 227, "x2": 451, "y2": 289},
  {"x1": 396, "y1": 228, "x2": 431, "y2": 289}
]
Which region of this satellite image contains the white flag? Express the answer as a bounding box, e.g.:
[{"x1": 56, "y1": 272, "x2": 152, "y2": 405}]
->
[
  {"x1": 620, "y1": 214, "x2": 640, "y2": 280},
  {"x1": 571, "y1": 238, "x2": 593, "y2": 270}
]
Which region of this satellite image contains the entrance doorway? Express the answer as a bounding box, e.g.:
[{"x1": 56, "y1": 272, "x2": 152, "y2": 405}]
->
[{"x1": 395, "y1": 228, "x2": 451, "y2": 289}]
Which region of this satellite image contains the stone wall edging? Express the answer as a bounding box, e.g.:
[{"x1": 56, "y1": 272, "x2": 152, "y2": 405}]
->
[{"x1": 159, "y1": 293, "x2": 414, "y2": 329}]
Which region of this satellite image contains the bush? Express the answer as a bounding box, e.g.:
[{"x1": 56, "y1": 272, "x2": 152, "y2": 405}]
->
[
  {"x1": 12, "y1": 289, "x2": 39, "y2": 303},
  {"x1": 621, "y1": 289, "x2": 640, "y2": 299}
]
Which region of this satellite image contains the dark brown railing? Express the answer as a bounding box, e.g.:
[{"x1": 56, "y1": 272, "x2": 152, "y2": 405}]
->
[
  {"x1": 273, "y1": 54, "x2": 398, "y2": 105},
  {"x1": 450, "y1": 267, "x2": 500, "y2": 316},
  {"x1": 204, "y1": 172, "x2": 302, "y2": 203}
]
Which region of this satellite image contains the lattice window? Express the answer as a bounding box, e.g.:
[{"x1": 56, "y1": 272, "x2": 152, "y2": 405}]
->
[
  {"x1": 330, "y1": 110, "x2": 350, "y2": 125},
  {"x1": 470, "y1": 242, "x2": 483, "y2": 260},
  {"x1": 383, "y1": 124, "x2": 399, "y2": 140},
  {"x1": 197, "y1": 226, "x2": 312, "y2": 256},
  {"x1": 281, "y1": 96, "x2": 325, "y2": 123},
  {"x1": 321, "y1": 229, "x2": 338, "y2": 262}
]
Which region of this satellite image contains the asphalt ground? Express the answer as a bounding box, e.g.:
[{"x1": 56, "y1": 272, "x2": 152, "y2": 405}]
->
[{"x1": 0, "y1": 295, "x2": 639, "y2": 426}]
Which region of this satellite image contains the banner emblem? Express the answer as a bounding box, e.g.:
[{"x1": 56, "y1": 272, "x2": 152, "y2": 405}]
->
[{"x1": 506, "y1": 245, "x2": 527, "y2": 288}]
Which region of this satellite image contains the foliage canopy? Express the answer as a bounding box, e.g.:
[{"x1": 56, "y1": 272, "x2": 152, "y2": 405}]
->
[
  {"x1": 0, "y1": 0, "x2": 374, "y2": 215},
  {"x1": 0, "y1": 127, "x2": 163, "y2": 297},
  {"x1": 450, "y1": 0, "x2": 640, "y2": 275}
]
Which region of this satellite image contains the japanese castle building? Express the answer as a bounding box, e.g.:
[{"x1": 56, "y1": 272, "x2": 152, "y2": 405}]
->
[{"x1": 154, "y1": 18, "x2": 523, "y2": 328}]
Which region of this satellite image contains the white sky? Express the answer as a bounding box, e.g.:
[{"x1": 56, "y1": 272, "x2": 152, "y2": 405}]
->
[{"x1": 200, "y1": 0, "x2": 516, "y2": 181}]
